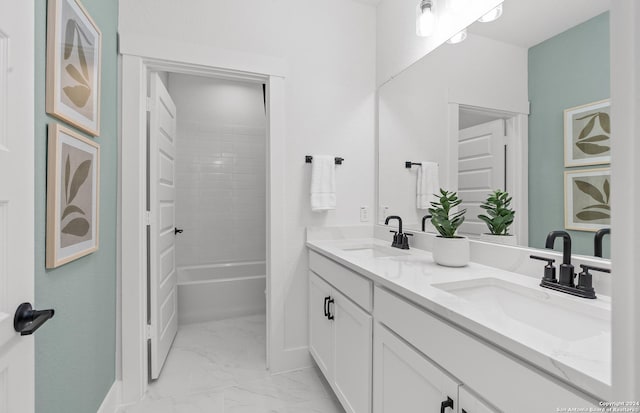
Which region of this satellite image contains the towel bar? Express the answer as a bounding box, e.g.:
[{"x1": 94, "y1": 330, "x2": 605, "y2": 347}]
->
[
  {"x1": 306, "y1": 156, "x2": 344, "y2": 165},
  {"x1": 405, "y1": 161, "x2": 438, "y2": 168}
]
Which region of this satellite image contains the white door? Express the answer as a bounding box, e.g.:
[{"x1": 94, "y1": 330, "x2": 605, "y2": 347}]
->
[
  {"x1": 458, "y1": 119, "x2": 506, "y2": 236},
  {"x1": 459, "y1": 387, "x2": 499, "y2": 413},
  {"x1": 148, "y1": 73, "x2": 178, "y2": 379},
  {"x1": 0, "y1": 1, "x2": 35, "y2": 412},
  {"x1": 308, "y1": 272, "x2": 333, "y2": 379},
  {"x1": 332, "y1": 290, "x2": 372, "y2": 413},
  {"x1": 373, "y1": 323, "x2": 459, "y2": 413}
]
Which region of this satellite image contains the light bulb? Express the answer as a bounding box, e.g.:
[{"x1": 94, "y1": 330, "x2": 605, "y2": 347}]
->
[
  {"x1": 478, "y1": 3, "x2": 503, "y2": 23},
  {"x1": 447, "y1": 28, "x2": 467, "y2": 44},
  {"x1": 416, "y1": 0, "x2": 435, "y2": 37}
]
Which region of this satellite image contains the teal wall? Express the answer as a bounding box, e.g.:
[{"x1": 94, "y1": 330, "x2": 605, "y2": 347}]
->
[
  {"x1": 35, "y1": 1, "x2": 118, "y2": 412},
  {"x1": 528, "y1": 12, "x2": 610, "y2": 258}
]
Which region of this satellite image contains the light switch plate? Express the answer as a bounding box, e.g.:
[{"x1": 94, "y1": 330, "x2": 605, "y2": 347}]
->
[{"x1": 360, "y1": 206, "x2": 369, "y2": 222}]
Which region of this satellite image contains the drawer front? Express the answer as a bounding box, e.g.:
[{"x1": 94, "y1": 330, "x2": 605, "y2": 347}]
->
[
  {"x1": 374, "y1": 286, "x2": 597, "y2": 413},
  {"x1": 309, "y1": 250, "x2": 372, "y2": 312}
]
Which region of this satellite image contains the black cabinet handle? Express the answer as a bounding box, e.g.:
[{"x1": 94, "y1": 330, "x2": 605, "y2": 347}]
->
[
  {"x1": 461, "y1": 410, "x2": 467, "y2": 413},
  {"x1": 14, "y1": 303, "x2": 55, "y2": 336},
  {"x1": 327, "y1": 298, "x2": 335, "y2": 320},
  {"x1": 440, "y1": 397, "x2": 454, "y2": 413},
  {"x1": 324, "y1": 296, "x2": 330, "y2": 317},
  {"x1": 174, "y1": 227, "x2": 184, "y2": 235}
]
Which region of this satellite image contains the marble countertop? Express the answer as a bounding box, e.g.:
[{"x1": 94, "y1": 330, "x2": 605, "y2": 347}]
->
[{"x1": 306, "y1": 237, "x2": 611, "y2": 401}]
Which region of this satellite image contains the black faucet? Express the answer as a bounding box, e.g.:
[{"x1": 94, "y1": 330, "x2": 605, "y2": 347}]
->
[
  {"x1": 594, "y1": 228, "x2": 610, "y2": 258},
  {"x1": 545, "y1": 230, "x2": 574, "y2": 287},
  {"x1": 530, "y1": 230, "x2": 608, "y2": 299},
  {"x1": 385, "y1": 215, "x2": 411, "y2": 249},
  {"x1": 421, "y1": 215, "x2": 432, "y2": 232}
]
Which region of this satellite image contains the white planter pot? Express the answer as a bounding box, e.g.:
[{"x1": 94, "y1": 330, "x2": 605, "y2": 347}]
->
[
  {"x1": 479, "y1": 233, "x2": 518, "y2": 246},
  {"x1": 432, "y1": 236, "x2": 470, "y2": 267}
]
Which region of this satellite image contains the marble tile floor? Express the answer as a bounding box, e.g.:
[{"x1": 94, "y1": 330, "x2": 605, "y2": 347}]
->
[{"x1": 118, "y1": 314, "x2": 345, "y2": 413}]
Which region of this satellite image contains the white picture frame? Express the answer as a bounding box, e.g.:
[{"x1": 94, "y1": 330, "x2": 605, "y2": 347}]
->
[
  {"x1": 46, "y1": 0, "x2": 102, "y2": 136},
  {"x1": 564, "y1": 99, "x2": 611, "y2": 167}
]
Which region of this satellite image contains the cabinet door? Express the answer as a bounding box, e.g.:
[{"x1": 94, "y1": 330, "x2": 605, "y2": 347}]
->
[
  {"x1": 333, "y1": 290, "x2": 372, "y2": 413},
  {"x1": 459, "y1": 387, "x2": 499, "y2": 413},
  {"x1": 374, "y1": 323, "x2": 459, "y2": 413},
  {"x1": 309, "y1": 271, "x2": 333, "y2": 378}
]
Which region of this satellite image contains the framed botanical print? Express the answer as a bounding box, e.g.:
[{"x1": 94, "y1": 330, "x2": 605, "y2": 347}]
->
[
  {"x1": 564, "y1": 99, "x2": 611, "y2": 167},
  {"x1": 46, "y1": 0, "x2": 102, "y2": 136},
  {"x1": 46, "y1": 123, "x2": 100, "y2": 268},
  {"x1": 565, "y1": 168, "x2": 610, "y2": 232}
]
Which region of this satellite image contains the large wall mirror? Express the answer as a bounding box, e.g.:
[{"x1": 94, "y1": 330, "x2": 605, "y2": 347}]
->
[{"x1": 378, "y1": 0, "x2": 611, "y2": 259}]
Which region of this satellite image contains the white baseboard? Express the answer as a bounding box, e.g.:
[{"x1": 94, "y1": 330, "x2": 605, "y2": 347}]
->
[
  {"x1": 269, "y1": 346, "x2": 312, "y2": 374},
  {"x1": 97, "y1": 381, "x2": 121, "y2": 413}
]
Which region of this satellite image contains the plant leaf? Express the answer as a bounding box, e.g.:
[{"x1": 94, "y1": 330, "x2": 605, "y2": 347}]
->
[
  {"x1": 599, "y1": 112, "x2": 611, "y2": 134},
  {"x1": 75, "y1": 30, "x2": 89, "y2": 80},
  {"x1": 61, "y1": 217, "x2": 90, "y2": 237},
  {"x1": 65, "y1": 64, "x2": 89, "y2": 87},
  {"x1": 63, "y1": 20, "x2": 76, "y2": 59},
  {"x1": 63, "y1": 85, "x2": 91, "y2": 108},
  {"x1": 575, "y1": 142, "x2": 610, "y2": 155},
  {"x1": 575, "y1": 180, "x2": 605, "y2": 203},
  {"x1": 61, "y1": 205, "x2": 85, "y2": 221},
  {"x1": 604, "y1": 179, "x2": 610, "y2": 204},
  {"x1": 68, "y1": 160, "x2": 92, "y2": 204},
  {"x1": 576, "y1": 211, "x2": 610, "y2": 221},
  {"x1": 580, "y1": 134, "x2": 609, "y2": 143},
  {"x1": 578, "y1": 116, "x2": 596, "y2": 140},
  {"x1": 583, "y1": 204, "x2": 610, "y2": 211},
  {"x1": 65, "y1": 154, "x2": 70, "y2": 204}
]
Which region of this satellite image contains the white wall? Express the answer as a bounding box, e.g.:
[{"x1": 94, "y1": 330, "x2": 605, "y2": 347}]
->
[
  {"x1": 169, "y1": 74, "x2": 266, "y2": 267},
  {"x1": 119, "y1": 0, "x2": 376, "y2": 372},
  {"x1": 610, "y1": 0, "x2": 640, "y2": 399},
  {"x1": 378, "y1": 34, "x2": 528, "y2": 227},
  {"x1": 376, "y1": 0, "x2": 504, "y2": 85}
]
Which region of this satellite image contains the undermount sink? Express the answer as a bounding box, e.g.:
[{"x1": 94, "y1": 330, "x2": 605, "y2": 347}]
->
[
  {"x1": 432, "y1": 278, "x2": 610, "y2": 341},
  {"x1": 340, "y1": 244, "x2": 410, "y2": 258}
]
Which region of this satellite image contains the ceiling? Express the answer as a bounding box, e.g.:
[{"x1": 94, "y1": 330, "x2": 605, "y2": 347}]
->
[{"x1": 468, "y1": 0, "x2": 610, "y2": 48}]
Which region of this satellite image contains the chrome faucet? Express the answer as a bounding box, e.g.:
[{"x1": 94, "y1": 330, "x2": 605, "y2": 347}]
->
[{"x1": 594, "y1": 228, "x2": 610, "y2": 258}]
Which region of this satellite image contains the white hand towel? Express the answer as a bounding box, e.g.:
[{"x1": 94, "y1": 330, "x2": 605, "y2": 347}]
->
[
  {"x1": 311, "y1": 155, "x2": 336, "y2": 211},
  {"x1": 416, "y1": 161, "x2": 439, "y2": 210}
]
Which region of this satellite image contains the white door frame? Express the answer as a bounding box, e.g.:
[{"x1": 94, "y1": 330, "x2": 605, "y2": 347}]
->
[
  {"x1": 119, "y1": 39, "x2": 288, "y2": 404},
  {"x1": 447, "y1": 103, "x2": 529, "y2": 245}
]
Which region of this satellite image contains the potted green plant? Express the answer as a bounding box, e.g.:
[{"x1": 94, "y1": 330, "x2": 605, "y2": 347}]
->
[
  {"x1": 428, "y1": 189, "x2": 469, "y2": 267},
  {"x1": 477, "y1": 190, "x2": 517, "y2": 246}
]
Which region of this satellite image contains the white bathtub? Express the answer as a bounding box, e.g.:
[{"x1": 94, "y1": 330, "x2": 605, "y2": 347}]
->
[{"x1": 177, "y1": 261, "x2": 266, "y2": 325}]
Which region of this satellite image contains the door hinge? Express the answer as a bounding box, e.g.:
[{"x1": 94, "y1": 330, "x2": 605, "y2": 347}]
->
[
  {"x1": 145, "y1": 324, "x2": 152, "y2": 340},
  {"x1": 144, "y1": 211, "x2": 151, "y2": 226},
  {"x1": 146, "y1": 97, "x2": 153, "y2": 112}
]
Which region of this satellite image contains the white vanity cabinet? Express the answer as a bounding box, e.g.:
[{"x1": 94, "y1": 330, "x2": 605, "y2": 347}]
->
[
  {"x1": 373, "y1": 322, "x2": 460, "y2": 413},
  {"x1": 459, "y1": 387, "x2": 499, "y2": 413},
  {"x1": 308, "y1": 265, "x2": 372, "y2": 413},
  {"x1": 307, "y1": 247, "x2": 599, "y2": 413}
]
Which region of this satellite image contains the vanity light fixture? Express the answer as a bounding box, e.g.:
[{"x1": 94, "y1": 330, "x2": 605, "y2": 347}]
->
[
  {"x1": 416, "y1": 0, "x2": 436, "y2": 37},
  {"x1": 478, "y1": 3, "x2": 504, "y2": 23},
  {"x1": 447, "y1": 28, "x2": 467, "y2": 44}
]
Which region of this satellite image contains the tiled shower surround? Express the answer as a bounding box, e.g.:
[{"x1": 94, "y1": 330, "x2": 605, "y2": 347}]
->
[{"x1": 169, "y1": 75, "x2": 267, "y2": 267}]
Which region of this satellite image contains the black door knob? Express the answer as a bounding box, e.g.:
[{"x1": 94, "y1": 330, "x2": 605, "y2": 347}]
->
[
  {"x1": 14, "y1": 303, "x2": 55, "y2": 336},
  {"x1": 174, "y1": 227, "x2": 184, "y2": 235}
]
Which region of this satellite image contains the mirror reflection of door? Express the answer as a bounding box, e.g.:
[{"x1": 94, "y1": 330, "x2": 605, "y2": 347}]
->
[{"x1": 457, "y1": 116, "x2": 506, "y2": 237}]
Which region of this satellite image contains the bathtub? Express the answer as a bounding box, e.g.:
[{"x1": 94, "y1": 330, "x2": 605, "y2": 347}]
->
[{"x1": 177, "y1": 261, "x2": 266, "y2": 325}]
